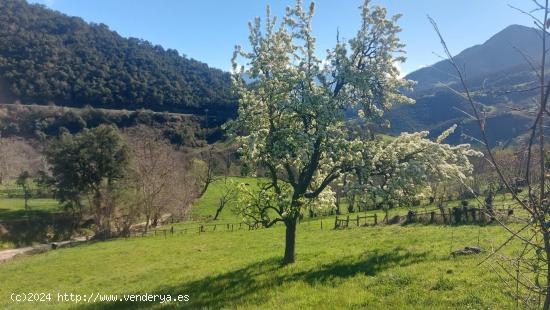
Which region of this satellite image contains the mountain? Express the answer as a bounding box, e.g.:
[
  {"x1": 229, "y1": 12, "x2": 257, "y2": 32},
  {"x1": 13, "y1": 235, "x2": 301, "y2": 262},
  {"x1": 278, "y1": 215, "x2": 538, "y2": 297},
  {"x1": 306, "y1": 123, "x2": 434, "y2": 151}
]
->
[
  {"x1": 408, "y1": 25, "x2": 542, "y2": 92},
  {"x1": 0, "y1": 0, "x2": 236, "y2": 118},
  {"x1": 0, "y1": 1, "x2": 540, "y2": 145},
  {"x1": 388, "y1": 24, "x2": 544, "y2": 145}
]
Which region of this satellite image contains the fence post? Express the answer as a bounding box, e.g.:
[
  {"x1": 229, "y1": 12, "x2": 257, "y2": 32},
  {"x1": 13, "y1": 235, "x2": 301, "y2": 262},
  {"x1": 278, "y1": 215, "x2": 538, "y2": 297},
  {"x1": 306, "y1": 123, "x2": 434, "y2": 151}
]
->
[
  {"x1": 321, "y1": 219, "x2": 323, "y2": 230},
  {"x1": 213, "y1": 224, "x2": 217, "y2": 231},
  {"x1": 346, "y1": 215, "x2": 350, "y2": 228},
  {"x1": 430, "y1": 211, "x2": 435, "y2": 223},
  {"x1": 163, "y1": 230, "x2": 167, "y2": 239},
  {"x1": 406, "y1": 211, "x2": 413, "y2": 223},
  {"x1": 334, "y1": 216, "x2": 338, "y2": 229},
  {"x1": 170, "y1": 226, "x2": 174, "y2": 235},
  {"x1": 374, "y1": 214, "x2": 378, "y2": 225}
]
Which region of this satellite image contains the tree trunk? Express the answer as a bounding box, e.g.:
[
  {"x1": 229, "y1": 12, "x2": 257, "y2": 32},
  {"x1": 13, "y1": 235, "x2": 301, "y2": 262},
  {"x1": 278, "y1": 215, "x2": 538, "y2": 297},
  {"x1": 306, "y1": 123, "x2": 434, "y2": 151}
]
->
[
  {"x1": 71, "y1": 207, "x2": 77, "y2": 234},
  {"x1": 199, "y1": 184, "x2": 209, "y2": 198},
  {"x1": 93, "y1": 190, "x2": 102, "y2": 234},
  {"x1": 213, "y1": 201, "x2": 224, "y2": 220},
  {"x1": 144, "y1": 214, "x2": 150, "y2": 233},
  {"x1": 348, "y1": 193, "x2": 355, "y2": 213},
  {"x1": 283, "y1": 217, "x2": 297, "y2": 265},
  {"x1": 24, "y1": 190, "x2": 28, "y2": 210},
  {"x1": 335, "y1": 187, "x2": 341, "y2": 215},
  {"x1": 213, "y1": 208, "x2": 222, "y2": 220},
  {"x1": 438, "y1": 202, "x2": 447, "y2": 224},
  {"x1": 199, "y1": 177, "x2": 213, "y2": 198},
  {"x1": 543, "y1": 231, "x2": 550, "y2": 310}
]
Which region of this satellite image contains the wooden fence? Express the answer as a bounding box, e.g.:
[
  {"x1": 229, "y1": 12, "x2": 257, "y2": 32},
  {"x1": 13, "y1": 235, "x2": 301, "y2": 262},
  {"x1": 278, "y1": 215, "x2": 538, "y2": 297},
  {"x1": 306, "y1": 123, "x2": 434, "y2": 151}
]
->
[
  {"x1": 100, "y1": 206, "x2": 518, "y2": 241},
  {"x1": 332, "y1": 206, "x2": 516, "y2": 229},
  {"x1": 125, "y1": 221, "x2": 258, "y2": 239},
  {"x1": 397, "y1": 206, "x2": 515, "y2": 225},
  {"x1": 334, "y1": 214, "x2": 378, "y2": 229},
  {"x1": 121, "y1": 217, "x2": 329, "y2": 240}
]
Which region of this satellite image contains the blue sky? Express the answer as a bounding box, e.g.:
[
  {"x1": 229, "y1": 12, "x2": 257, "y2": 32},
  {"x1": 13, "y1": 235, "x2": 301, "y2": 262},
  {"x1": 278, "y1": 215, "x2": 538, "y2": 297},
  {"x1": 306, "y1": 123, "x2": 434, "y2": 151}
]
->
[{"x1": 30, "y1": 0, "x2": 536, "y2": 75}]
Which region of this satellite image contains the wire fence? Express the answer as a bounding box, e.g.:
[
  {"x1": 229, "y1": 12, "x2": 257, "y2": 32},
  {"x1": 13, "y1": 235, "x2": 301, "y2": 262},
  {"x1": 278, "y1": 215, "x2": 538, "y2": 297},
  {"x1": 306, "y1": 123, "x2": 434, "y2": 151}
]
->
[{"x1": 108, "y1": 205, "x2": 520, "y2": 242}]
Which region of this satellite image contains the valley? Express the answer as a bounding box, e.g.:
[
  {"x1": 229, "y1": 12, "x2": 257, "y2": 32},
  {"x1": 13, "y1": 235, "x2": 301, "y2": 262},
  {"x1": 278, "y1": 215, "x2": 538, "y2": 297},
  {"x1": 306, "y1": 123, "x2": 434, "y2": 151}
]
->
[{"x1": 1, "y1": 0, "x2": 549, "y2": 309}]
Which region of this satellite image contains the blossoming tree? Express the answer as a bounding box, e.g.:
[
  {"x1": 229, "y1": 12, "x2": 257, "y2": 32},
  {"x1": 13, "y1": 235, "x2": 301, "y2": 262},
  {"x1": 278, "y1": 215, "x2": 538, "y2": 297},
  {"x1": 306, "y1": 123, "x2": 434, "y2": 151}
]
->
[
  {"x1": 230, "y1": 0, "x2": 476, "y2": 264},
  {"x1": 355, "y1": 126, "x2": 482, "y2": 219}
]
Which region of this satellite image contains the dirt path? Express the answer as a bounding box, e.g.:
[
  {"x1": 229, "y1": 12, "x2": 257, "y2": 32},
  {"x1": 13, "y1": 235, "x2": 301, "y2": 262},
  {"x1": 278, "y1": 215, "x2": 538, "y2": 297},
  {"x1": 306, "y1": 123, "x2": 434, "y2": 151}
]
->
[
  {"x1": 0, "y1": 213, "x2": 175, "y2": 263},
  {"x1": 0, "y1": 236, "x2": 89, "y2": 263}
]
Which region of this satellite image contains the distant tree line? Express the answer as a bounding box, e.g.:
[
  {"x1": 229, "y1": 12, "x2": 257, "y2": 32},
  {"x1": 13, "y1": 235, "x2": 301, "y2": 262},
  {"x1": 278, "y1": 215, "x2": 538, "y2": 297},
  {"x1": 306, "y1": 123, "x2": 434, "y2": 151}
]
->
[
  {"x1": 0, "y1": 104, "x2": 214, "y2": 148},
  {"x1": 0, "y1": 0, "x2": 236, "y2": 117}
]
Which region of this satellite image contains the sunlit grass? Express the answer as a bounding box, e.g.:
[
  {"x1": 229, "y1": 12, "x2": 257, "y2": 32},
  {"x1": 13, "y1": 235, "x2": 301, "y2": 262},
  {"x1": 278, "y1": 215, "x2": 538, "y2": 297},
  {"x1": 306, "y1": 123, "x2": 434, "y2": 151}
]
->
[
  {"x1": 0, "y1": 177, "x2": 529, "y2": 308},
  {"x1": 0, "y1": 198, "x2": 60, "y2": 222},
  {"x1": 0, "y1": 223, "x2": 520, "y2": 309}
]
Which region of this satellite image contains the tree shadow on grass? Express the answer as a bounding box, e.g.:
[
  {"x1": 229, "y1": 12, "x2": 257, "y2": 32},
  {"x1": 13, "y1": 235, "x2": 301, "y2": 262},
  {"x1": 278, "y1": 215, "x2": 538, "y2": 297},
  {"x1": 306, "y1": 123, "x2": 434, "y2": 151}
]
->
[
  {"x1": 293, "y1": 246, "x2": 429, "y2": 284},
  {"x1": 0, "y1": 209, "x2": 73, "y2": 247},
  {"x1": 77, "y1": 247, "x2": 429, "y2": 309}
]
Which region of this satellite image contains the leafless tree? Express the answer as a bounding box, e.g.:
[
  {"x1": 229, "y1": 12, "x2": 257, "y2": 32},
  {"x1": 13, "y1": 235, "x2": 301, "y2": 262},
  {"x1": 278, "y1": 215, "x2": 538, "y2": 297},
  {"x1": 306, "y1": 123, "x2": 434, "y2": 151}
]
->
[
  {"x1": 211, "y1": 147, "x2": 239, "y2": 220},
  {"x1": 191, "y1": 145, "x2": 217, "y2": 197},
  {"x1": 213, "y1": 178, "x2": 236, "y2": 220},
  {"x1": 125, "y1": 126, "x2": 190, "y2": 232},
  {"x1": 0, "y1": 136, "x2": 43, "y2": 184},
  {"x1": 113, "y1": 186, "x2": 141, "y2": 237},
  {"x1": 430, "y1": 2, "x2": 550, "y2": 307}
]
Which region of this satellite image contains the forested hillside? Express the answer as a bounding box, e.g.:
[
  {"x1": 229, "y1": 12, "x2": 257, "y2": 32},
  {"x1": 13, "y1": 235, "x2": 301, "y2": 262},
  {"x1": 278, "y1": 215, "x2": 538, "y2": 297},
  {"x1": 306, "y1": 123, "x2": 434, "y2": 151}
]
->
[{"x1": 0, "y1": 0, "x2": 235, "y2": 115}]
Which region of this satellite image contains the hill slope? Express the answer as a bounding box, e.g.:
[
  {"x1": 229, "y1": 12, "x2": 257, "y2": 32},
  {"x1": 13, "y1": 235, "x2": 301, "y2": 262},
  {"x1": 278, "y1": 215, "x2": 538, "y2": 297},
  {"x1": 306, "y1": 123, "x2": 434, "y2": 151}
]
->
[
  {"x1": 0, "y1": 224, "x2": 516, "y2": 309},
  {"x1": 407, "y1": 25, "x2": 542, "y2": 92},
  {"x1": 0, "y1": 0, "x2": 235, "y2": 116},
  {"x1": 388, "y1": 25, "x2": 543, "y2": 145}
]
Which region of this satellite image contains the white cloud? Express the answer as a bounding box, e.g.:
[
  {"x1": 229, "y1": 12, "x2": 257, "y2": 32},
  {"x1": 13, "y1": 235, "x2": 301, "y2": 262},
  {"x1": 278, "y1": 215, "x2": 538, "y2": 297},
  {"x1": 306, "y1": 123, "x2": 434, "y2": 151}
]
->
[{"x1": 393, "y1": 61, "x2": 405, "y2": 78}]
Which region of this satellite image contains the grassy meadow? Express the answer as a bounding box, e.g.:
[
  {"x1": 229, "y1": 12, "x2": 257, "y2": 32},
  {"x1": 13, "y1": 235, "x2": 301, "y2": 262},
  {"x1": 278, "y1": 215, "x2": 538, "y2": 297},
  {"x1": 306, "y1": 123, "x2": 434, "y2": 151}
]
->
[
  {"x1": 0, "y1": 195, "x2": 62, "y2": 249},
  {"x1": 0, "y1": 177, "x2": 525, "y2": 309},
  {"x1": 0, "y1": 221, "x2": 520, "y2": 309},
  {"x1": 0, "y1": 181, "x2": 60, "y2": 223},
  {"x1": 0, "y1": 198, "x2": 60, "y2": 222},
  {"x1": 188, "y1": 176, "x2": 259, "y2": 222}
]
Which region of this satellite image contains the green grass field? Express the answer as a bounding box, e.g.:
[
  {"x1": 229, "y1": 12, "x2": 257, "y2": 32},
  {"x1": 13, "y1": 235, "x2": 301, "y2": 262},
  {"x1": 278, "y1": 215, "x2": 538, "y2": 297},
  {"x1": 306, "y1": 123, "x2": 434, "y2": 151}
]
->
[
  {"x1": 0, "y1": 198, "x2": 60, "y2": 222},
  {"x1": 0, "y1": 196, "x2": 62, "y2": 249},
  {"x1": 0, "y1": 223, "x2": 519, "y2": 309},
  {"x1": 189, "y1": 176, "x2": 259, "y2": 223},
  {"x1": 188, "y1": 176, "x2": 518, "y2": 229},
  {"x1": 0, "y1": 177, "x2": 524, "y2": 309},
  {"x1": 0, "y1": 180, "x2": 60, "y2": 223}
]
